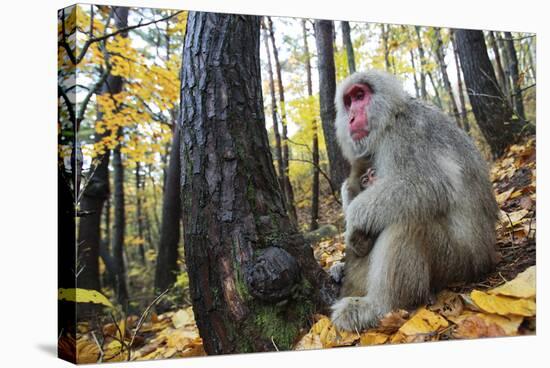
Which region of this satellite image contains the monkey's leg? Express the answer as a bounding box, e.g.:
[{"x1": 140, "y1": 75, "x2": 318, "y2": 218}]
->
[{"x1": 331, "y1": 225, "x2": 431, "y2": 331}]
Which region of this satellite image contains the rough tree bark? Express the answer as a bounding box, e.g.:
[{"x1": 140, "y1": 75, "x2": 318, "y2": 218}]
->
[
  {"x1": 261, "y1": 21, "x2": 284, "y2": 188},
  {"x1": 381, "y1": 24, "x2": 391, "y2": 71},
  {"x1": 341, "y1": 21, "x2": 356, "y2": 74},
  {"x1": 154, "y1": 124, "x2": 182, "y2": 294},
  {"x1": 455, "y1": 29, "x2": 516, "y2": 157},
  {"x1": 302, "y1": 19, "x2": 320, "y2": 231},
  {"x1": 267, "y1": 17, "x2": 298, "y2": 225},
  {"x1": 503, "y1": 32, "x2": 526, "y2": 122},
  {"x1": 451, "y1": 30, "x2": 470, "y2": 132},
  {"x1": 314, "y1": 19, "x2": 349, "y2": 189},
  {"x1": 434, "y1": 28, "x2": 461, "y2": 126},
  {"x1": 179, "y1": 12, "x2": 336, "y2": 355}
]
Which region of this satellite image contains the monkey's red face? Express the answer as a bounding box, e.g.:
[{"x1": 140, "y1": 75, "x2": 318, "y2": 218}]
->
[{"x1": 344, "y1": 83, "x2": 372, "y2": 141}]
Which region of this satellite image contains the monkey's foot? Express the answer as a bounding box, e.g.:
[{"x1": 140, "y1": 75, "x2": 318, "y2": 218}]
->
[
  {"x1": 328, "y1": 262, "x2": 345, "y2": 283},
  {"x1": 330, "y1": 297, "x2": 380, "y2": 332}
]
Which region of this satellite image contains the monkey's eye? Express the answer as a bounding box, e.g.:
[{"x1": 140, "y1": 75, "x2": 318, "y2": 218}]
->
[
  {"x1": 354, "y1": 91, "x2": 364, "y2": 101},
  {"x1": 344, "y1": 95, "x2": 352, "y2": 109}
]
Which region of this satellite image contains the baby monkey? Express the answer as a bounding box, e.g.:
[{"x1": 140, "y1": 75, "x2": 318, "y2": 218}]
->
[{"x1": 345, "y1": 156, "x2": 377, "y2": 258}]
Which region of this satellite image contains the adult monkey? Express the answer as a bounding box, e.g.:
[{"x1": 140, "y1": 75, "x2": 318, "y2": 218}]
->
[{"x1": 331, "y1": 70, "x2": 499, "y2": 331}]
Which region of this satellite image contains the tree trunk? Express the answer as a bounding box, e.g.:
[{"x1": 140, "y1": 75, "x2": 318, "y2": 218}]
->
[
  {"x1": 314, "y1": 19, "x2": 350, "y2": 189},
  {"x1": 154, "y1": 124, "x2": 182, "y2": 293},
  {"x1": 135, "y1": 161, "x2": 146, "y2": 265},
  {"x1": 503, "y1": 32, "x2": 526, "y2": 122},
  {"x1": 455, "y1": 29, "x2": 516, "y2": 157},
  {"x1": 451, "y1": 30, "x2": 470, "y2": 132},
  {"x1": 179, "y1": 12, "x2": 336, "y2": 355},
  {"x1": 414, "y1": 26, "x2": 428, "y2": 100},
  {"x1": 109, "y1": 6, "x2": 129, "y2": 311},
  {"x1": 303, "y1": 20, "x2": 320, "y2": 231},
  {"x1": 261, "y1": 22, "x2": 284, "y2": 188},
  {"x1": 434, "y1": 28, "x2": 461, "y2": 126},
  {"x1": 267, "y1": 17, "x2": 298, "y2": 225},
  {"x1": 487, "y1": 31, "x2": 509, "y2": 99},
  {"x1": 404, "y1": 25, "x2": 420, "y2": 99},
  {"x1": 112, "y1": 136, "x2": 129, "y2": 309},
  {"x1": 427, "y1": 71, "x2": 443, "y2": 108},
  {"x1": 341, "y1": 21, "x2": 356, "y2": 74},
  {"x1": 381, "y1": 24, "x2": 391, "y2": 71}
]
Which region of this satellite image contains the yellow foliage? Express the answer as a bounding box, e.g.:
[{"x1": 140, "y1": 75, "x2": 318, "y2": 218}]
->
[
  {"x1": 488, "y1": 266, "x2": 536, "y2": 299},
  {"x1": 58, "y1": 288, "x2": 114, "y2": 308},
  {"x1": 471, "y1": 290, "x2": 536, "y2": 317}
]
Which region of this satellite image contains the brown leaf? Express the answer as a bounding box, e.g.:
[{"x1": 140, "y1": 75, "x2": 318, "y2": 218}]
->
[
  {"x1": 376, "y1": 309, "x2": 409, "y2": 334},
  {"x1": 428, "y1": 290, "x2": 464, "y2": 318}
]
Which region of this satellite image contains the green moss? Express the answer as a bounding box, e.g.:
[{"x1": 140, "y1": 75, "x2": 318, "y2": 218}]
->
[{"x1": 252, "y1": 298, "x2": 313, "y2": 351}]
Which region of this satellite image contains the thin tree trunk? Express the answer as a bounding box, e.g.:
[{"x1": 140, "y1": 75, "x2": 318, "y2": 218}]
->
[
  {"x1": 341, "y1": 21, "x2": 356, "y2": 74},
  {"x1": 267, "y1": 17, "x2": 298, "y2": 225},
  {"x1": 414, "y1": 26, "x2": 428, "y2": 100},
  {"x1": 381, "y1": 24, "x2": 391, "y2": 71},
  {"x1": 503, "y1": 32, "x2": 526, "y2": 122},
  {"x1": 261, "y1": 21, "x2": 284, "y2": 187},
  {"x1": 487, "y1": 31, "x2": 509, "y2": 99},
  {"x1": 180, "y1": 12, "x2": 336, "y2": 355},
  {"x1": 455, "y1": 29, "x2": 517, "y2": 157},
  {"x1": 451, "y1": 30, "x2": 470, "y2": 132},
  {"x1": 135, "y1": 161, "x2": 146, "y2": 265},
  {"x1": 303, "y1": 20, "x2": 319, "y2": 231},
  {"x1": 154, "y1": 124, "x2": 181, "y2": 293},
  {"x1": 403, "y1": 26, "x2": 420, "y2": 99},
  {"x1": 314, "y1": 19, "x2": 350, "y2": 189},
  {"x1": 110, "y1": 6, "x2": 130, "y2": 311},
  {"x1": 427, "y1": 71, "x2": 442, "y2": 107},
  {"x1": 434, "y1": 28, "x2": 461, "y2": 126},
  {"x1": 112, "y1": 134, "x2": 129, "y2": 309}
]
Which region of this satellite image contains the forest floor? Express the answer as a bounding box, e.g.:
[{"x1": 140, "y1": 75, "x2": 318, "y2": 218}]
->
[{"x1": 69, "y1": 136, "x2": 536, "y2": 362}]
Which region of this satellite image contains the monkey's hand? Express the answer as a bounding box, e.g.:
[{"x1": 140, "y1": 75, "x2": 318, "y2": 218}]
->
[
  {"x1": 328, "y1": 262, "x2": 345, "y2": 283},
  {"x1": 331, "y1": 297, "x2": 381, "y2": 332},
  {"x1": 346, "y1": 229, "x2": 375, "y2": 257}
]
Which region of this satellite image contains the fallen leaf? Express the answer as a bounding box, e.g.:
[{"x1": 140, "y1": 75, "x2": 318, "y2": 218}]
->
[
  {"x1": 489, "y1": 266, "x2": 535, "y2": 299},
  {"x1": 359, "y1": 332, "x2": 389, "y2": 346},
  {"x1": 450, "y1": 311, "x2": 522, "y2": 338},
  {"x1": 294, "y1": 332, "x2": 323, "y2": 350},
  {"x1": 171, "y1": 307, "x2": 195, "y2": 329},
  {"x1": 397, "y1": 307, "x2": 449, "y2": 336},
  {"x1": 428, "y1": 291, "x2": 464, "y2": 318},
  {"x1": 58, "y1": 288, "x2": 114, "y2": 308},
  {"x1": 376, "y1": 309, "x2": 409, "y2": 334},
  {"x1": 471, "y1": 290, "x2": 535, "y2": 317},
  {"x1": 496, "y1": 188, "x2": 514, "y2": 204}
]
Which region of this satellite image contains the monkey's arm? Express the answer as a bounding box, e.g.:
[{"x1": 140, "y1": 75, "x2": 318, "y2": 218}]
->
[
  {"x1": 345, "y1": 173, "x2": 451, "y2": 235},
  {"x1": 341, "y1": 180, "x2": 351, "y2": 212}
]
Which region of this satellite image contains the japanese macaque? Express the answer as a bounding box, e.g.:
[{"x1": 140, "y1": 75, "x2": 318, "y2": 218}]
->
[{"x1": 331, "y1": 70, "x2": 499, "y2": 331}]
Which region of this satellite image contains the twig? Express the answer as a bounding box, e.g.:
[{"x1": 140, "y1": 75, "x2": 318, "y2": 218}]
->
[
  {"x1": 271, "y1": 336, "x2": 279, "y2": 351},
  {"x1": 127, "y1": 288, "x2": 170, "y2": 361},
  {"x1": 289, "y1": 158, "x2": 341, "y2": 205},
  {"x1": 91, "y1": 331, "x2": 105, "y2": 363}
]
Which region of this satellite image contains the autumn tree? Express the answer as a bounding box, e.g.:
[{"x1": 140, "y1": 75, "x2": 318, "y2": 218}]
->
[
  {"x1": 455, "y1": 29, "x2": 517, "y2": 157},
  {"x1": 314, "y1": 19, "x2": 349, "y2": 189},
  {"x1": 503, "y1": 32, "x2": 526, "y2": 122},
  {"x1": 179, "y1": 12, "x2": 336, "y2": 354},
  {"x1": 341, "y1": 21, "x2": 356, "y2": 74}
]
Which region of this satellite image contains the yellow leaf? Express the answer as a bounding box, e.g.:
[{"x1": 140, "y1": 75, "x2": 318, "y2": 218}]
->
[
  {"x1": 397, "y1": 307, "x2": 449, "y2": 336},
  {"x1": 58, "y1": 288, "x2": 113, "y2": 308},
  {"x1": 488, "y1": 266, "x2": 536, "y2": 299},
  {"x1": 311, "y1": 316, "x2": 360, "y2": 348},
  {"x1": 171, "y1": 307, "x2": 196, "y2": 329},
  {"x1": 500, "y1": 209, "x2": 529, "y2": 227},
  {"x1": 471, "y1": 290, "x2": 535, "y2": 316},
  {"x1": 359, "y1": 332, "x2": 389, "y2": 346},
  {"x1": 495, "y1": 188, "x2": 514, "y2": 204},
  {"x1": 294, "y1": 332, "x2": 323, "y2": 350}
]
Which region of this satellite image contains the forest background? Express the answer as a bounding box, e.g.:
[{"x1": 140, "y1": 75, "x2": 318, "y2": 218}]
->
[{"x1": 0, "y1": 0, "x2": 548, "y2": 366}]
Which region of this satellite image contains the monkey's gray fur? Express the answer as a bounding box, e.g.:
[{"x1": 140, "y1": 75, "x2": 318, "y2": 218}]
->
[{"x1": 331, "y1": 70, "x2": 499, "y2": 331}]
